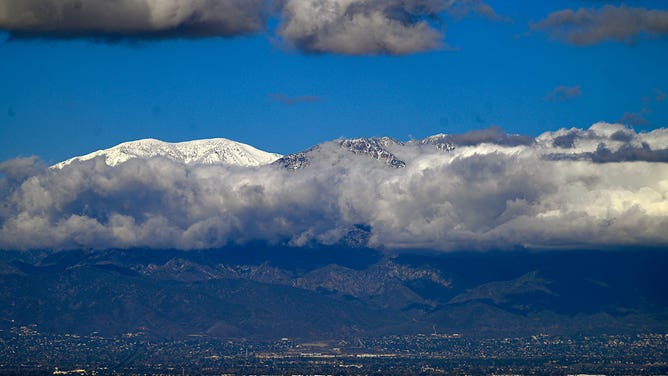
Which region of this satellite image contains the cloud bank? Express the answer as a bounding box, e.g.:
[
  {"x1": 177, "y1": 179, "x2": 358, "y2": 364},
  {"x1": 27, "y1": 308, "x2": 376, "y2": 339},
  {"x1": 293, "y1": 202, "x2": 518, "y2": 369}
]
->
[
  {"x1": 1, "y1": 123, "x2": 668, "y2": 252},
  {"x1": 532, "y1": 5, "x2": 668, "y2": 45},
  {"x1": 0, "y1": 0, "x2": 499, "y2": 54}
]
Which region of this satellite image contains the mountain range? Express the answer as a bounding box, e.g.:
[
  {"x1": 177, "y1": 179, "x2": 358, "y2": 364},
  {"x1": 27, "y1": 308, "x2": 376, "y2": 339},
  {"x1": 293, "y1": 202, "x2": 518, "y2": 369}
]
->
[
  {"x1": 1, "y1": 247, "x2": 667, "y2": 340},
  {"x1": 3, "y1": 128, "x2": 667, "y2": 341},
  {"x1": 49, "y1": 124, "x2": 668, "y2": 172},
  {"x1": 50, "y1": 134, "x2": 460, "y2": 170}
]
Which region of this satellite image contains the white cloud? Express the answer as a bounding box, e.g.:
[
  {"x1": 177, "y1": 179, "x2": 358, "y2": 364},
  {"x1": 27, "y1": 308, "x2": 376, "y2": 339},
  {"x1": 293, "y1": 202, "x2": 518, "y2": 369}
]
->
[
  {"x1": 1, "y1": 123, "x2": 667, "y2": 251},
  {"x1": 277, "y1": 0, "x2": 502, "y2": 55},
  {"x1": 277, "y1": 0, "x2": 445, "y2": 54}
]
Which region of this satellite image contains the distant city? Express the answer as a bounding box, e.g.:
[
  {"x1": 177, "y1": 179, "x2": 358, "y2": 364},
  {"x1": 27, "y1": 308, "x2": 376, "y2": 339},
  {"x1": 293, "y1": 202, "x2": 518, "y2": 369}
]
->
[{"x1": 2, "y1": 324, "x2": 667, "y2": 375}]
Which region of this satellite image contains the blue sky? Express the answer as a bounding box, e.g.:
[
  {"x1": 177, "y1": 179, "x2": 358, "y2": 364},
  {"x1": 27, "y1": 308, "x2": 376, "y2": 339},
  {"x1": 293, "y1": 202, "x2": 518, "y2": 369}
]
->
[{"x1": 1, "y1": 0, "x2": 668, "y2": 164}]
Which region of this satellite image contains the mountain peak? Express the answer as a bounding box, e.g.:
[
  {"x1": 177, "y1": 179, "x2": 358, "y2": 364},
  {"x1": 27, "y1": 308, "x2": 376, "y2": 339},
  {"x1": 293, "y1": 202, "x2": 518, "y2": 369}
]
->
[
  {"x1": 273, "y1": 137, "x2": 408, "y2": 170},
  {"x1": 52, "y1": 138, "x2": 283, "y2": 168}
]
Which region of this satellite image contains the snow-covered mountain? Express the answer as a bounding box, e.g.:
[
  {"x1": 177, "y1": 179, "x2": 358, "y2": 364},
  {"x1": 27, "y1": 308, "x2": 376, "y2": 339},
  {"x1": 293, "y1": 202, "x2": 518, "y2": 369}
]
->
[{"x1": 52, "y1": 138, "x2": 283, "y2": 168}]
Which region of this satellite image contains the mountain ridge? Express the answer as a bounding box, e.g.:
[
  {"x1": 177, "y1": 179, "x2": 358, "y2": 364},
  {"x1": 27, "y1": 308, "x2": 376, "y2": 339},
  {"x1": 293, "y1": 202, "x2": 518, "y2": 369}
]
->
[
  {"x1": 2, "y1": 247, "x2": 667, "y2": 340},
  {"x1": 52, "y1": 134, "x2": 459, "y2": 170}
]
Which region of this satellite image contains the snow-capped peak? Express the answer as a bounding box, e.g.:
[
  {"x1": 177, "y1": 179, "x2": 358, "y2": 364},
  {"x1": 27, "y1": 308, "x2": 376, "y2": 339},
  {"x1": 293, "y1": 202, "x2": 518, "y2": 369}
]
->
[{"x1": 52, "y1": 138, "x2": 283, "y2": 168}]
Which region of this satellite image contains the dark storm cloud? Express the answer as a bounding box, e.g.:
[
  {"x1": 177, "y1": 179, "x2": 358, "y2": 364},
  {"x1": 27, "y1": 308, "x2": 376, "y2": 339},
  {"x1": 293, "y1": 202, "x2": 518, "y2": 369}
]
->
[
  {"x1": 1, "y1": 123, "x2": 667, "y2": 252},
  {"x1": 591, "y1": 142, "x2": 668, "y2": 163},
  {"x1": 546, "y1": 143, "x2": 668, "y2": 163},
  {"x1": 0, "y1": 0, "x2": 270, "y2": 40},
  {"x1": 531, "y1": 5, "x2": 668, "y2": 45},
  {"x1": 545, "y1": 85, "x2": 582, "y2": 102}
]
